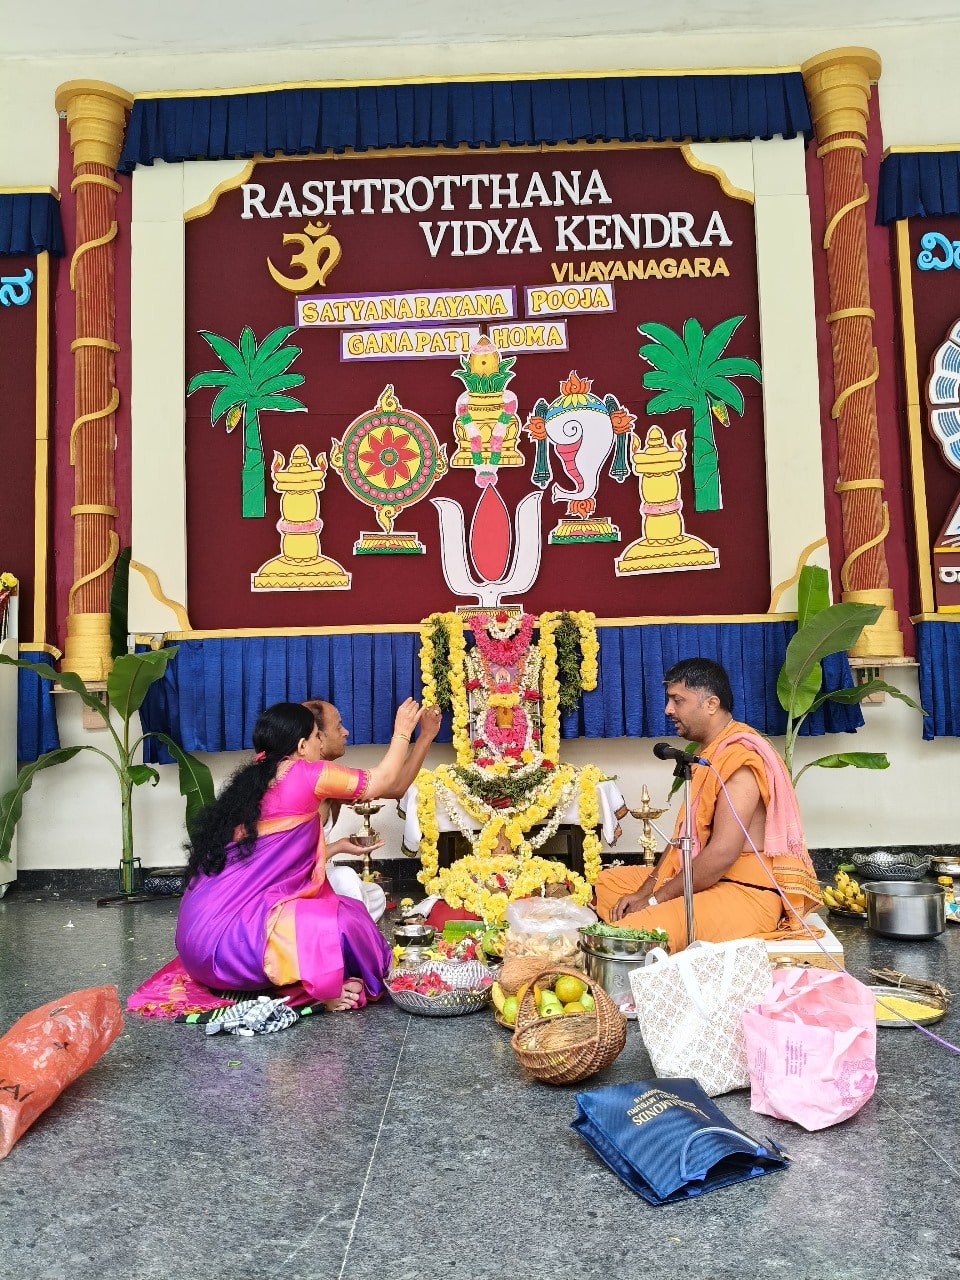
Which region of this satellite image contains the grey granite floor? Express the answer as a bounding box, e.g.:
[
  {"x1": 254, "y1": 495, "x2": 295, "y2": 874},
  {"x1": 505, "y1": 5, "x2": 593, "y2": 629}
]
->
[{"x1": 0, "y1": 890, "x2": 958, "y2": 1280}]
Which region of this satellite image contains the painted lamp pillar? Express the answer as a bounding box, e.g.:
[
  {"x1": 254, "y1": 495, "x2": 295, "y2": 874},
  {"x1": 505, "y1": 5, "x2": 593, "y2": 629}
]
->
[
  {"x1": 801, "y1": 49, "x2": 903, "y2": 658},
  {"x1": 54, "y1": 80, "x2": 133, "y2": 679}
]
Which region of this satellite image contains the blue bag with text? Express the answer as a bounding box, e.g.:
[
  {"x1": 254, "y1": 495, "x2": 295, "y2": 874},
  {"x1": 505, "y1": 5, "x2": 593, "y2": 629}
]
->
[{"x1": 572, "y1": 1078, "x2": 789, "y2": 1205}]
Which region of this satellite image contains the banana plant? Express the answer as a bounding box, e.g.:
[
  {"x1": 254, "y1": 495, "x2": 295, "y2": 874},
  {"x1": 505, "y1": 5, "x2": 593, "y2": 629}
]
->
[
  {"x1": 777, "y1": 566, "x2": 924, "y2": 783},
  {"x1": 0, "y1": 647, "x2": 214, "y2": 898}
]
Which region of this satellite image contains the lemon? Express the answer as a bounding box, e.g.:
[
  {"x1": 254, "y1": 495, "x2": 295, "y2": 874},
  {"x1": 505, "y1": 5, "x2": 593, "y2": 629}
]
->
[
  {"x1": 500, "y1": 995, "x2": 518, "y2": 1025},
  {"x1": 554, "y1": 975, "x2": 586, "y2": 1005},
  {"x1": 563, "y1": 1001, "x2": 587, "y2": 1014}
]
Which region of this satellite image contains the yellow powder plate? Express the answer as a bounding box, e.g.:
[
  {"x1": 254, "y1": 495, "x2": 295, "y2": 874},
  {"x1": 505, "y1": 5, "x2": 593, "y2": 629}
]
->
[{"x1": 870, "y1": 986, "x2": 947, "y2": 1027}]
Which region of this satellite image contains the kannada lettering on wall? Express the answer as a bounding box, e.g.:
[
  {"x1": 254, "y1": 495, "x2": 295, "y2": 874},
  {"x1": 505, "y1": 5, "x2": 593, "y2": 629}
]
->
[
  {"x1": 909, "y1": 217, "x2": 960, "y2": 612},
  {"x1": 183, "y1": 146, "x2": 767, "y2": 628}
]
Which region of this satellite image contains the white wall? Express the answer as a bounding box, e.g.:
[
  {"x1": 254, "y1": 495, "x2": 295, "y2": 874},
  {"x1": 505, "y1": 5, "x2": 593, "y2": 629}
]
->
[{"x1": 5, "y1": 20, "x2": 960, "y2": 871}]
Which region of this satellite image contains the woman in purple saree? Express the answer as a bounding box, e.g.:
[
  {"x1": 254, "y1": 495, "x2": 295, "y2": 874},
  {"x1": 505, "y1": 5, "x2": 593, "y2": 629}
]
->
[{"x1": 175, "y1": 699, "x2": 422, "y2": 1012}]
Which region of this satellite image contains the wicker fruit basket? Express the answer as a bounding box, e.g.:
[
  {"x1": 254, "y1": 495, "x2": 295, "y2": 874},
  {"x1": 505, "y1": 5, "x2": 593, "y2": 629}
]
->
[{"x1": 509, "y1": 965, "x2": 627, "y2": 1085}]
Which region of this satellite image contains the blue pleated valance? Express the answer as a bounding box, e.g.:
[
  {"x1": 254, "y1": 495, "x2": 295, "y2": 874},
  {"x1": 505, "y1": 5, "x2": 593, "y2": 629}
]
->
[
  {"x1": 118, "y1": 72, "x2": 811, "y2": 173},
  {"x1": 16, "y1": 652, "x2": 61, "y2": 762},
  {"x1": 0, "y1": 193, "x2": 64, "y2": 257},
  {"x1": 915, "y1": 620, "x2": 960, "y2": 740},
  {"x1": 876, "y1": 151, "x2": 960, "y2": 225},
  {"x1": 136, "y1": 623, "x2": 861, "y2": 762}
]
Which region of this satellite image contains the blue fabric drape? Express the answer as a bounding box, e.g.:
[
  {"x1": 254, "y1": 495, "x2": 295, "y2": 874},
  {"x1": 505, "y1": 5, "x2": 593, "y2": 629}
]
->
[
  {"x1": 138, "y1": 624, "x2": 861, "y2": 760},
  {"x1": 16, "y1": 652, "x2": 61, "y2": 762},
  {"x1": 915, "y1": 620, "x2": 960, "y2": 740},
  {"x1": 877, "y1": 151, "x2": 960, "y2": 224},
  {"x1": 118, "y1": 73, "x2": 812, "y2": 173},
  {"x1": 0, "y1": 193, "x2": 64, "y2": 257}
]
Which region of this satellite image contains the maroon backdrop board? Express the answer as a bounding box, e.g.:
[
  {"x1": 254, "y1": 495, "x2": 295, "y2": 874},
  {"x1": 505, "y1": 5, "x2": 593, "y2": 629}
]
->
[
  {"x1": 0, "y1": 254, "x2": 39, "y2": 632},
  {"x1": 184, "y1": 146, "x2": 768, "y2": 628},
  {"x1": 907, "y1": 216, "x2": 960, "y2": 610}
]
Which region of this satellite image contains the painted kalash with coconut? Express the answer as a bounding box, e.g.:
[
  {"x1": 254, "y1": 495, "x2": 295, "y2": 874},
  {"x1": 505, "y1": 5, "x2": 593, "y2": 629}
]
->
[{"x1": 412, "y1": 608, "x2": 616, "y2": 925}]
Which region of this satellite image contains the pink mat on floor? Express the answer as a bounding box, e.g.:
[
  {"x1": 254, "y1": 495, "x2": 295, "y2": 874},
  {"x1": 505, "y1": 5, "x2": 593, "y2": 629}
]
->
[{"x1": 127, "y1": 956, "x2": 310, "y2": 1018}]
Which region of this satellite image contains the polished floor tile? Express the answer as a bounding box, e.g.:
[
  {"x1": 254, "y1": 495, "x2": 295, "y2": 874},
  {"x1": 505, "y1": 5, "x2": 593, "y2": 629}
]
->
[{"x1": 0, "y1": 894, "x2": 958, "y2": 1280}]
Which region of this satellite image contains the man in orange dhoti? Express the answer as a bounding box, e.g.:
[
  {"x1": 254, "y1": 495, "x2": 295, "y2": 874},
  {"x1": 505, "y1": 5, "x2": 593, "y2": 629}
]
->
[{"x1": 594, "y1": 658, "x2": 822, "y2": 951}]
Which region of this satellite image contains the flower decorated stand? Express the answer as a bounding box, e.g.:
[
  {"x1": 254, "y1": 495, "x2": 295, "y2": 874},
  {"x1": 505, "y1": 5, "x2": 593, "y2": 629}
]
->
[{"x1": 403, "y1": 610, "x2": 626, "y2": 924}]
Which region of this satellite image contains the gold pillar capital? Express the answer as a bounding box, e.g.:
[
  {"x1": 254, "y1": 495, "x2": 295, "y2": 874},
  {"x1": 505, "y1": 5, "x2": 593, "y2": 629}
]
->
[
  {"x1": 801, "y1": 48, "x2": 881, "y2": 143},
  {"x1": 55, "y1": 80, "x2": 133, "y2": 170}
]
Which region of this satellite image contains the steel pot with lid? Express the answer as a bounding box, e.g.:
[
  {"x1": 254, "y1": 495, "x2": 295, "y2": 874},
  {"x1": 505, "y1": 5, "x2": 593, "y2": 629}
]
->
[{"x1": 862, "y1": 880, "x2": 946, "y2": 939}]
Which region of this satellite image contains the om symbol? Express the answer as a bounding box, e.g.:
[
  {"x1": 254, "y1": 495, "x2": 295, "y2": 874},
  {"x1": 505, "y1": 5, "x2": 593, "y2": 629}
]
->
[
  {"x1": 916, "y1": 232, "x2": 960, "y2": 271},
  {"x1": 267, "y1": 221, "x2": 342, "y2": 292},
  {"x1": 0, "y1": 268, "x2": 34, "y2": 306}
]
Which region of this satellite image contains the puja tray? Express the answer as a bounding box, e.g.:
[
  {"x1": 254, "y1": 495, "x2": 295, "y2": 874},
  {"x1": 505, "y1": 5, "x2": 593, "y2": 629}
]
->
[
  {"x1": 826, "y1": 906, "x2": 867, "y2": 921},
  {"x1": 850, "y1": 851, "x2": 930, "y2": 882},
  {"x1": 870, "y1": 985, "x2": 947, "y2": 1028},
  {"x1": 386, "y1": 958, "x2": 492, "y2": 1018}
]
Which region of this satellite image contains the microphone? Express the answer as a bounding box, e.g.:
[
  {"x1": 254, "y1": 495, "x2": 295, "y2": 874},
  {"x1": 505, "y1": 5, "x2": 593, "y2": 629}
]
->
[{"x1": 653, "y1": 742, "x2": 708, "y2": 767}]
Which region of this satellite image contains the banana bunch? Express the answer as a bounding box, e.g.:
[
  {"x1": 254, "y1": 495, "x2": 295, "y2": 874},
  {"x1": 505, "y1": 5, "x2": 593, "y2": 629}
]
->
[{"x1": 822, "y1": 868, "x2": 866, "y2": 914}]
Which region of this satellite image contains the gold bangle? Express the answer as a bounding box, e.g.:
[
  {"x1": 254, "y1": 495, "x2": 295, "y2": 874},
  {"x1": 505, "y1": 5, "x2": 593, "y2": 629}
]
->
[{"x1": 393, "y1": 732, "x2": 410, "y2": 743}]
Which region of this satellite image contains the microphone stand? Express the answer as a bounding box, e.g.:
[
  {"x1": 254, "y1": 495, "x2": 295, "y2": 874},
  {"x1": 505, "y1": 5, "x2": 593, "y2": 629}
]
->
[{"x1": 671, "y1": 756, "x2": 697, "y2": 947}]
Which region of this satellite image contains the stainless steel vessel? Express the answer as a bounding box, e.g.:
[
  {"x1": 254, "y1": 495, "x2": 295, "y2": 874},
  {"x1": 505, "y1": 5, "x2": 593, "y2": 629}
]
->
[
  {"x1": 862, "y1": 880, "x2": 946, "y2": 939},
  {"x1": 578, "y1": 931, "x2": 664, "y2": 1018}
]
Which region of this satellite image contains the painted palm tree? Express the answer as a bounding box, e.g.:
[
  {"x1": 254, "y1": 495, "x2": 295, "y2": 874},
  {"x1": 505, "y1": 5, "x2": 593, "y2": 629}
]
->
[
  {"x1": 187, "y1": 325, "x2": 307, "y2": 518},
  {"x1": 637, "y1": 316, "x2": 761, "y2": 512}
]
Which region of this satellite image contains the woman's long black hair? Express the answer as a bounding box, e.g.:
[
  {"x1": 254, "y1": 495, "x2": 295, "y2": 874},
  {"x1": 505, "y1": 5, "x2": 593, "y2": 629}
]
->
[{"x1": 185, "y1": 702, "x2": 316, "y2": 880}]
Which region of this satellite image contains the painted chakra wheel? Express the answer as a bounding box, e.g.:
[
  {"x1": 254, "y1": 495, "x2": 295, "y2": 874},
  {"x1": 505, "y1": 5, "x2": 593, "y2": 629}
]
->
[{"x1": 332, "y1": 385, "x2": 447, "y2": 532}]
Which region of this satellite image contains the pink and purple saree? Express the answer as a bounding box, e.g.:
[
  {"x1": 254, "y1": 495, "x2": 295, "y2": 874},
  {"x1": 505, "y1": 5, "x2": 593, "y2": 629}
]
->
[{"x1": 174, "y1": 758, "x2": 392, "y2": 1004}]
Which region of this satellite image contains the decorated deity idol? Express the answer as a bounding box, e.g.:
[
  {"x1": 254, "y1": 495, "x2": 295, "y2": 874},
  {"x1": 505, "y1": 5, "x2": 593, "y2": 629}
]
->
[
  {"x1": 465, "y1": 611, "x2": 543, "y2": 766},
  {"x1": 414, "y1": 609, "x2": 608, "y2": 923}
]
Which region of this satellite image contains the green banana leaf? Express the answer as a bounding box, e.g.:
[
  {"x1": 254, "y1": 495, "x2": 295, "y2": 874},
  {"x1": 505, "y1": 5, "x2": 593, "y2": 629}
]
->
[
  {"x1": 0, "y1": 747, "x2": 84, "y2": 860},
  {"x1": 110, "y1": 545, "x2": 131, "y2": 660},
  {"x1": 793, "y1": 750, "x2": 890, "y2": 784},
  {"x1": 128, "y1": 764, "x2": 160, "y2": 787},
  {"x1": 106, "y1": 647, "x2": 179, "y2": 721},
  {"x1": 807, "y1": 679, "x2": 926, "y2": 716},
  {"x1": 808, "y1": 752, "x2": 890, "y2": 770},
  {"x1": 0, "y1": 654, "x2": 108, "y2": 721},
  {"x1": 796, "y1": 564, "x2": 829, "y2": 630},
  {"x1": 777, "y1": 601, "x2": 882, "y2": 718},
  {"x1": 146, "y1": 731, "x2": 215, "y2": 828}
]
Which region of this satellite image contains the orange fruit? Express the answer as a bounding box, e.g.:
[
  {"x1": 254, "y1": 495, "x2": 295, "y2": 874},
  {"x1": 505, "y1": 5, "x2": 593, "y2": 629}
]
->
[{"x1": 554, "y1": 975, "x2": 586, "y2": 1005}]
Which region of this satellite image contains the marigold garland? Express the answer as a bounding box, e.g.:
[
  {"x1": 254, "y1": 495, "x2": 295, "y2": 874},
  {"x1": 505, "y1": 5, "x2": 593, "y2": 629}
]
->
[
  {"x1": 424, "y1": 851, "x2": 593, "y2": 924},
  {"x1": 445, "y1": 614, "x2": 471, "y2": 766},
  {"x1": 536, "y1": 613, "x2": 562, "y2": 760},
  {"x1": 577, "y1": 763, "x2": 607, "y2": 885}
]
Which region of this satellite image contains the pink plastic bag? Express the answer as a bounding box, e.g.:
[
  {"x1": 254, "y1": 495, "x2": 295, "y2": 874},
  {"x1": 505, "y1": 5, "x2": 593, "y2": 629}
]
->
[
  {"x1": 742, "y1": 967, "x2": 877, "y2": 1131},
  {"x1": 0, "y1": 986, "x2": 124, "y2": 1158}
]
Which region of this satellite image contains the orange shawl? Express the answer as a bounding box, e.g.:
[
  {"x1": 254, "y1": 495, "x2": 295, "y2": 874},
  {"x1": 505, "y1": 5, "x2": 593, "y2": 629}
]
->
[{"x1": 662, "y1": 719, "x2": 822, "y2": 935}]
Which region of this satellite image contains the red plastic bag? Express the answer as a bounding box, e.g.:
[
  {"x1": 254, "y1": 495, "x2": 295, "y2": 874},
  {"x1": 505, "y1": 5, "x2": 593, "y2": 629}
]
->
[
  {"x1": 0, "y1": 985, "x2": 124, "y2": 1158},
  {"x1": 742, "y1": 967, "x2": 877, "y2": 1131}
]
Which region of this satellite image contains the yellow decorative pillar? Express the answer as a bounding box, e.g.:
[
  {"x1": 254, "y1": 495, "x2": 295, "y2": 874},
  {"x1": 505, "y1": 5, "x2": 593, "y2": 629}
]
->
[
  {"x1": 54, "y1": 80, "x2": 133, "y2": 678},
  {"x1": 801, "y1": 49, "x2": 903, "y2": 658}
]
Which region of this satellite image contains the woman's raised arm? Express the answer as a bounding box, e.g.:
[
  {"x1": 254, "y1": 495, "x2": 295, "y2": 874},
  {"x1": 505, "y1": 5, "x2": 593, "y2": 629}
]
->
[
  {"x1": 363, "y1": 698, "x2": 424, "y2": 798},
  {"x1": 374, "y1": 703, "x2": 442, "y2": 799}
]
